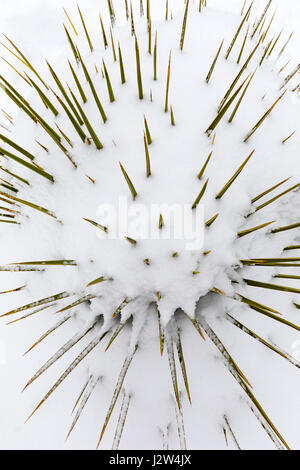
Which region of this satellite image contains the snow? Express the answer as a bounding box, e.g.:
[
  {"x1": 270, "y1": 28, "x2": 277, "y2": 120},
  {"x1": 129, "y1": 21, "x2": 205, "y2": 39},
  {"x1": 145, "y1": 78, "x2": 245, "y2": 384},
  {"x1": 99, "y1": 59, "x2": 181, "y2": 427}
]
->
[{"x1": 0, "y1": 0, "x2": 299, "y2": 450}]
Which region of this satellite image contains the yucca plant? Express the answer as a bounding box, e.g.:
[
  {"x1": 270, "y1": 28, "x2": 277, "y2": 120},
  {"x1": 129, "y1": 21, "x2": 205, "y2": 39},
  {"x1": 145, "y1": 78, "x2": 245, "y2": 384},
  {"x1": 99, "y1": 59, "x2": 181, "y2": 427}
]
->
[{"x1": 0, "y1": 0, "x2": 299, "y2": 450}]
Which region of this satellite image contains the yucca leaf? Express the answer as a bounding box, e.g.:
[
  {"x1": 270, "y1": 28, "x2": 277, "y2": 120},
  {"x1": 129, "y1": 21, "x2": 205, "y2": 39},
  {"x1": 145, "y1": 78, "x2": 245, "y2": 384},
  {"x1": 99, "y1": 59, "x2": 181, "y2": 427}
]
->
[
  {"x1": 198, "y1": 151, "x2": 212, "y2": 179},
  {"x1": 78, "y1": 5, "x2": 93, "y2": 52},
  {"x1": 179, "y1": 0, "x2": 189, "y2": 51},
  {"x1": 206, "y1": 40, "x2": 223, "y2": 84},
  {"x1": 164, "y1": 51, "x2": 171, "y2": 112},
  {"x1": 225, "y1": 1, "x2": 253, "y2": 59},
  {"x1": 112, "y1": 391, "x2": 131, "y2": 450},
  {"x1": 0, "y1": 291, "x2": 69, "y2": 318},
  {"x1": 68, "y1": 86, "x2": 103, "y2": 149},
  {"x1": 24, "y1": 314, "x2": 71, "y2": 355},
  {"x1": 119, "y1": 162, "x2": 138, "y2": 200},
  {"x1": 244, "y1": 91, "x2": 286, "y2": 142},
  {"x1": 135, "y1": 35, "x2": 143, "y2": 100},
  {"x1": 25, "y1": 332, "x2": 108, "y2": 423},
  {"x1": 118, "y1": 42, "x2": 126, "y2": 84},
  {"x1": 102, "y1": 60, "x2": 115, "y2": 102},
  {"x1": 216, "y1": 150, "x2": 254, "y2": 199},
  {"x1": 23, "y1": 322, "x2": 97, "y2": 391},
  {"x1": 96, "y1": 345, "x2": 138, "y2": 448}
]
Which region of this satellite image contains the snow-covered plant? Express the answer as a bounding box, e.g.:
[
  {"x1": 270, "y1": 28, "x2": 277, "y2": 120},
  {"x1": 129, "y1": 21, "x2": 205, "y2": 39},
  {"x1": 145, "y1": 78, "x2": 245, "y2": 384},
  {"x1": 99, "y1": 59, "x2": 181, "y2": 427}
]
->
[{"x1": 0, "y1": 0, "x2": 299, "y2": 450}]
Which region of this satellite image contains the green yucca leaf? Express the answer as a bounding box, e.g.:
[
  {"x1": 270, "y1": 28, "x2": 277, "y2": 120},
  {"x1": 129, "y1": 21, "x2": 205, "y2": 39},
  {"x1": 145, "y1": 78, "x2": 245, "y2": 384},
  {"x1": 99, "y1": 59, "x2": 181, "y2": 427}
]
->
[
  {"x1": 251, "y1": 0, "x2": 272, "y2": 40},
  {"x1": 237, "y1": 220, "x2": 274, "y2": 237},
  {"x1": 135, "y1": 35, "x2": 143, "y2": 100},
  {"x1": 0, "y1": 82, "x2": 37, "y2": 123},
  {"x1": 0, "y1": 147, "x2": 54, "y2": 182},
  {"x1": 83, "y1": 217, "x2": 108, "y2": 233},
  {"x1": 0, "y1": 291, "x2": 69, "y2": 318},
  {"x1": 63, "y1": 25, "x2": 79, "y2": 63},
  {"x1": 199, "y1": 316, "x2": 289, "y2": 450},
  {"x1": 225, "y1": 1, "x2": 253, "y2": 59},
  {"x1": 27, "y1": 75, "x2": 59, "y2": 116},
  {"x1": 102, "y1": 59, "x2": 115, "y2": 102},
  {"x1": 23, "y1": 323, "x2": 97, "y2": 391},
  {"x1": 223, "y1": 415, "x2": 241, "y2": 450},
  {"x1": 206, "y1": 40, "x2": 223, "y2": 84},
  {"x1": 271, "y1": 222, "x2": 300, "y2": 234},
  {"x1": 63, "y1": 8, "x2": 78, "y2": 36},
  {"x1": 51, "y1": 88, "x2": 87, "y2": 144},
  {"x1": 55, "y1": 123, "x2": 73, "y2": 148},
  {"x1": 87, "y1": 276, "x2": 107, "y2": 287},
  {"x1": 66, "y1": 375, "x2": 100, "y2": 440},
  {"x1": 216, "y1": 150, "x2": 254, "y2": 199},
  {"x1": 56, "y1": 294, "x2": 95, "y2": 314},
  {"x1": 68, "y1": 86, "x2": 103, "y2": 149},
  {"x1": 176, "y1": 328, "x2": 191, "y2": 404},
  {"x1": 205, "y1": 213, "x2": 219, "y2": 227},
  {"x1": 282, "y1": 131, "x2": 296, "y2": 144},
  {"x1": 259, "y1": 38, "x2": 273, "y2": 66},
  {"x1": 118, "y1": 42, "x2": 126, "y2": 84},
  {"x1": 170, "y1": 105, "x2": 175, "y2": 126},
  {"x1": 0, "y1": 284, "x2": 25, "y2": 295},
  {"x1": 274, "y1": 274, "x2": 300, "y2": 280},
  {"x1": 148, "y1": 17, "x2": 152, "y2": 54},
  {"x1": 237, "y1": 25, "x2": 249, "y2": 64},
  {"x1": 158, "y1": 213, "x2": 164, "y2": 229},
  {"x1": 268, "y1": 30, "x2": 282, "y2": 58},
  {"x1": 157, "y1": 309, "x2": 165, "y2": 356},
  {"x1": 47, "y1": 61, "x2": 83, "y2": 125},
  {"x1": 96, "y1": 345, "x2": 138, "y2": 448},
  {"x1": 153, "y1": 31, "x2": 157, "y2": 80},
  {"x1": 244, "y1": 278, "x2": 300, "y2": 295},
  {"x1": 68, "y1": 60, "x2": 87, "y2": 103},
  {"x1": 164, "y1": 51, "x2": 171, "y2": 112},
  {"x1": 107, "y1": 0, "x2": 116, "y2": 26},
  {"x1": 166, "y1": 336, "x2": 181, "y2": 410},
  {"x1": 119, "y1": 162, "x2": 138, "y2": 200},
  {"x1": 0, "y1": 166, "x2": 29, "y2": 185},
  {"x1": 144, "y1": 116, "x2": 152, "y2": 145},
  {"x1": 192, "y1": 178, "x2": 209, "y2": 209},
  {"x1": 105, "y1": 320, "x2": 130, "y2": 352},
  {"x1": 228, "y1": 69, "x2": 256, "y2": 123},
  {"x1": 244, "y1": 91, "x2": 286, "y2": 142},
  {"x1": 144, "y1": 132, "x2": 151, "y2": 177},
  {"x1": 218, "y1": 37, "x2": 262, "y2": 112},
  {"x1": 0, "y1": 191, "x2": 57, "y2": 219},
  {"x1": 179, "y1": 0, "x2": 189, "y2": 51},
  {"x1": 24, "y1": 314, "x2": 71, "y2": 355},
  {"x1": 124, "y1": 0, "x2": 129, "y2": 20},
  {"x1": 78, "y1": 5, "x2": 93, "y2": 52},
  {"x1": 72, "y1": 376, "x2": 93, "y2": 413},
  {"x1": 130, "y1": 2, "x2": 135, "y2": 36},
  {"x1": 10, "y1": 260, "x2": 76, "y2": 266},
  {"x1": 25, "y1": 332, "x2": 109, "y2": 423},
  {"x1": 226, "y1": 312, "x2": 296, "y2": 367},
  {"x1": 2, "y1": 57, "x2": 31, "y2": 85},
  {"x1": 253, "y1": 182, "x2": 300, "y2": 213},
  {"x1": 112, "y1": 391, "x2": 131, "y2": 450},
  {"x1": 198, "y1": 151, "x2": 212, "y2": 179},
  {"x1": 205, "y1": 78, "x2": 247, "y2": 134},
  {"x1": 110, "y1": 28, "x2": 117, "y2": 62},
  {"x1": 125, "y1": 236, "x2": 137, "y2": 245},
  {"x1": 284, "y1": 245, "x2": 300, "y2": 251},
  {"x1": 251, "y1": 177, "x2": 290, "y2": 204},
  {"x1": 76, "y1": 50, "x2": 107, "y2": 123},
  {"x1": 3, "y1": 34, "x2": 48, "y2": 88},
  {"x1": 100, "y1": 15, "x2": 108, "y2": 48}
]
